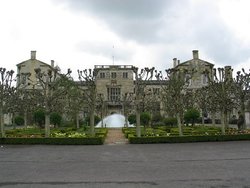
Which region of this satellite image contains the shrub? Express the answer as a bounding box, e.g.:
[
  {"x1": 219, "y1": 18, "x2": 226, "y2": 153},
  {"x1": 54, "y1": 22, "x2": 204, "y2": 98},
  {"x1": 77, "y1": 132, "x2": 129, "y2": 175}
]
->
[
  {"x1": 128, "y1": 114, "x2": 136, "y2": 125},
  {"x1": 84, "y1": 115, "x2": 101, "y2": 126},
  {"x1": 163, "y1": 117, "x2": 177, "y2": 126},
  {"x1": 128, "y1": 134, "x2": 250, "y2": 144},
  {"x1": 0, "y1": 137, "x2": 105, "y2": 145},
  {"x1": 184, "y1": 108, "x2": 200, "y2": 126},
  {"x1": 50, "y1": 112, "x2": 62, "y2": 127},
  {"x1": 140, "y1": 112, "x2": 151, "y2": 126},
  {"x1": 33, "y1": 109, "x2": 45, "y2": 128},
  {"x1": 14, "y1": 116, "x2": 24, "y2": 126},
  {"x1": 151, "y1": 113, "x2": 162, "y2": 125}
]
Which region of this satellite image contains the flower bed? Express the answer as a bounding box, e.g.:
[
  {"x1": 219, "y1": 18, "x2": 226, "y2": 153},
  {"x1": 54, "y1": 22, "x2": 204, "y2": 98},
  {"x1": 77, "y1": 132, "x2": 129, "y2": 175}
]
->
[{"x1": 1, "y1": 127, "x2": 108, "y2": 145}]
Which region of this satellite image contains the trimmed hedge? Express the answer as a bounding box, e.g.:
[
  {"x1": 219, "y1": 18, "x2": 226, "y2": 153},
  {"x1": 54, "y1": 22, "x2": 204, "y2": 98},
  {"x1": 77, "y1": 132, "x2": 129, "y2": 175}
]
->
[
  {"x1": 0, "y1": 136, "x2": 105, "y2": 145},
  {"x1": 128, "y1": 134, "x2": 250, "y2": 144}
]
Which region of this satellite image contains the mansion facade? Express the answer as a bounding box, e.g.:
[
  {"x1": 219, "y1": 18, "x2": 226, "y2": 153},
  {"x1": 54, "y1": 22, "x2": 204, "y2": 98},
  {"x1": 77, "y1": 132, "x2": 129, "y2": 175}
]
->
[
  {"x1": 15, "y1": 50, "x2": 219, "y2": 120},
  {"x1": 17, "y1": 50, "x2": 242, "y2": 125}
]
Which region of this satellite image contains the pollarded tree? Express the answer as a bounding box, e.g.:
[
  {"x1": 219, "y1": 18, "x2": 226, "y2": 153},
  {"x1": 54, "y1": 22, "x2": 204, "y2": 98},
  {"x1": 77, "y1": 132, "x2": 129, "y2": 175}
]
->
[
  {"x1": 78, "y1": 69, "x2": 99, "y2": 136},
  {"x1": 121, "y1": 92, "x2": 133, "y2": 128},
  {"x1": 195, "y1": 87, "x2": 210, "y2": 125},
  {"x1": 205, "y1": 67, "x2": 238, "y2": 134},
  {"x1": 141, "y1": 87, "x2": 161, "y2": 126},
  {"x1": 34, "y1": 68, "x2": 72, "y2": 137},
  {"x1": 156, "y1": 68, "x2": 193, "y2": 136},
  {"x1": 132, "y1": 66, "x2": 155, "y2": 137},
  {"x1": 234, "y1": 69, "x2": 250, "y2": 129},
  {"x1": 60, "y1": 78, "x2": 84, "y2": 129},
  {"x1": 0, "y1": 68, "x2": 15, "y2": 137}
]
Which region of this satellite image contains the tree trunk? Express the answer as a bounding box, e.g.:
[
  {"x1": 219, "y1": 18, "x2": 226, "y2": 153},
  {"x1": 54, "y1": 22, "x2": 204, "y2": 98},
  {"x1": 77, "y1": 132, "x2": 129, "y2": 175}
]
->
[
  {"x1": 225, "y1": 111, "x2": 229, "y2": 129},
  {"x1": 45, "y1": 113, "x2": 50, "y2": 138},
  {"x1": 124, "y1": 112, "x2": 128, "y2": 128},
  {"x1": 136, "y1": 108, "x2": 141, "y2": 137},
  {"x1": 90, "y1": 108, "x2": 95, "y2": 136},
  {"x1": 0, "y1": 106, "x2": 5, "y2": 138},
  {"x1": 177, "y1": 113, "x2": 183, "y2": 136},
  {"x1": 201, "y1": 109, "x2": 204, "y2": 126},
  {"x1": 24, "y1": 110, "x2": 28, "y2": 128},
  {"x1": 221, "y1": 111, "x2": 225, "y2": 135},
  {"x1": 76, "y1": 113, "x2": 79, "y2": 129},
  {"x1": 211, "y1": 112, "x2": 216, "y2": 126},
  {"x1": 241, "y1": 101, "x2": 246, "y2": 130}
]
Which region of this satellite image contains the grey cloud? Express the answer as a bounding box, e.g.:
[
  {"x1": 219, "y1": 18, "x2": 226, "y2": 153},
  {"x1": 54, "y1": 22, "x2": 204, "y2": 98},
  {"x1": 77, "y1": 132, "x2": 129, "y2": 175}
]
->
[
  {"x1": 76, "y1": 41, "x2": 134, "y2": 62},
  {"x1": 54, "y1": 0, "x2": 174, "y2": 44},
  {"x1": 54, "y1": 0, "x2": 250, "y2": 68}
]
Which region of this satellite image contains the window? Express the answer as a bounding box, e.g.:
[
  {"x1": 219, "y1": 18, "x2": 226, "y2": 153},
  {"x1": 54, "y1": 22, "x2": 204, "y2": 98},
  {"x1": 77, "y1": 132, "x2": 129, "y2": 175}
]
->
[
  {"x1": 107, "y1": 87, "x2": 121, "y2": 101},
  {"x1": 100, "y1": 72, "x2": 105, "y2": 78},
  {"x1": 185, "y1": 74, "x2": 192, "y2": 86},
  {"x1": 123, "y1": 72, "x2": 128, "y2": 79},
  {"x1": 153, "y1": 88, "x2": 160, "y2": 95},
  {"x1": 111, "y1": 72, "x2": 117, "y2": 79},
  {"x1": 202, "y1": 74, "x2": 208, "y2": 85}
]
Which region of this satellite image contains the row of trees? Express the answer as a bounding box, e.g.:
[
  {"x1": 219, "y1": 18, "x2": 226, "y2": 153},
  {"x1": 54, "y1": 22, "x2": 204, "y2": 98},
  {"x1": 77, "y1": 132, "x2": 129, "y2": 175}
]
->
[
  {"x1": 156, "y1": 66, "x2": 250, "y2": 136},
  {"x1": 0, "y1": 65, "x2": 249, "y2": 138}
]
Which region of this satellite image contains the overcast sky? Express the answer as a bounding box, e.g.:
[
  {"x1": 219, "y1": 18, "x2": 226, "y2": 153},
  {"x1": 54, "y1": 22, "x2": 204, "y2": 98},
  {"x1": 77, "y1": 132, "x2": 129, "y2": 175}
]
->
[{"x1": 1, "y1": 0, "x2": 250, "y2": 79}]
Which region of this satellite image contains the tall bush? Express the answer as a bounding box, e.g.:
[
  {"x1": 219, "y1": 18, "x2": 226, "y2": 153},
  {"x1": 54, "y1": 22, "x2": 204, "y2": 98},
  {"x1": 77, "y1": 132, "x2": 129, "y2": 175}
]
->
[
  {"x1": 140, "y1": 112, "x2": 151, "y2": 126},
  {"x1": 14, "y1": 116, "x2": 24, "y2": 126},
  {"x1": 33, "y1": 109, "x2": 45, "y2": 128},
  {"x1": 128, "y1": 114, "x2": 136, "y2": 125},
  {"x1": 184, "y1": 108, "x2": 200, "y2": 126},
  {"x1": 50, "y1": 112, "x2": 62, "y2": 127}
]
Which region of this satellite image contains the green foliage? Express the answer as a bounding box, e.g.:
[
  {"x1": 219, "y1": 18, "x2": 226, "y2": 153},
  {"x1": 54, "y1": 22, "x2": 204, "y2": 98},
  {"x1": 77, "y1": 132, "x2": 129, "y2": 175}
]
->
[
  {"x1": 163, "y1": 117, "x2": 177, "y2": 126},
  {"x1": 50, "y1": 112, "x2": 62, "y2": 127},
  {"x1": 33, "y1": 109, "x2": 45, "y2": 128},
  {"x1": 14, "y1": 116, "x2": 24, "y2": 126},
  {"x1": 128, "y1": 134, "x2": 250, "y2": 144},
  {"x1": 0, "y1": 137, "x2": 105, "y2": 145},
  {"x1": 184, "y1": 108, "x2": 200, "y2": 126},
  {"x1": 151, "y1": 113, "x2": 162, "y2": 124},
  {"x1": 128, "y1": 114, "x2": 136, "y2": 125},
  {"x1": 85, "y1": 115, "x2": 101, "y2": 126},
  {"x1": 140, "y1": 112, "x2": 151, "y2": 126}
]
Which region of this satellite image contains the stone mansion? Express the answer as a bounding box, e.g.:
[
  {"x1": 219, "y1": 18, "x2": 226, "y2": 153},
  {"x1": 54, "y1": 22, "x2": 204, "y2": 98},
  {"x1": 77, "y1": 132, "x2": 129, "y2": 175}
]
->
[{"x1": 15, "y1": 50, "x2": 219, "y2": 119}]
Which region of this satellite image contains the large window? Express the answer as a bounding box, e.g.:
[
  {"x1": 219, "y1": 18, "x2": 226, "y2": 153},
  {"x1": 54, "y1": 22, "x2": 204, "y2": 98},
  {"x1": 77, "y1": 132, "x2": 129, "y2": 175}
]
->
[
  {"x1": 100, "y1": 72, "x2": 105, "y2": 78},
  {"x1": 107, "y1": 87, "x2": 121, "y2": 101},
  {"x1": 111, "y1": 72, "x2": 117, "y2": 79},
  {"x1": 123, "y1": 72, "x2": 128, "y2": 79}
]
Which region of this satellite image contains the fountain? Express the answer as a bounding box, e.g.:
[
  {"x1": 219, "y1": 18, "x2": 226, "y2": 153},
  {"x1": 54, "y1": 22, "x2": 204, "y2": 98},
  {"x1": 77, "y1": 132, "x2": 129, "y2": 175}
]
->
[{"x1": 96, "y1": 114, "x2": 133, "y2": 128}]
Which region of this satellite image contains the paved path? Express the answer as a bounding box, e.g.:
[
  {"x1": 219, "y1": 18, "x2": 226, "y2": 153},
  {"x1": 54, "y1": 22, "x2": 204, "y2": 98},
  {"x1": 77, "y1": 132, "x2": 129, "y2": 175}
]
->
[
  {"x1": 2, "y1": 141, "x2": 250, "y2": 187},
  {"x1": 104, "y1": 128, "x2": 128, "y2": 145}
]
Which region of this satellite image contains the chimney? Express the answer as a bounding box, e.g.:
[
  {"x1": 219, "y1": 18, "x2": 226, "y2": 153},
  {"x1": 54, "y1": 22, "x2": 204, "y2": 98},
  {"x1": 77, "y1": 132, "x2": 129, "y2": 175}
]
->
[
  {"x1": 51, "y1": 60, "x2": 54, "y2": 68},
  {"x1": 225, "y1": 66, "x2": 232, "y2": 80},
  {"x1": 192, "y1": 50, "x2": 199, "y2": 59},
  {"x1": 173, "y1": 58, "x2": 177, "y2": 67},
  {"x1": 31, "y1": 51, "x2": 36, "y2": 60},
  {"x1": 177, "y1": 59, "x2": 180, "y2": 65}
]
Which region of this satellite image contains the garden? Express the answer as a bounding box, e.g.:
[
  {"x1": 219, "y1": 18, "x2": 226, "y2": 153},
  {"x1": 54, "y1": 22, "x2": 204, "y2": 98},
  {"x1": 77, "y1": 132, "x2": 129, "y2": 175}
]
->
[
  {"x1": 0, "y1": 125, "x2": 108, "y2": 145},
  {"x1": 123, "y1": 126, "x2": 250, "y2": 144},
  {"x1": 124, "y1": 109, "x2": 250, "y2": 144}
]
